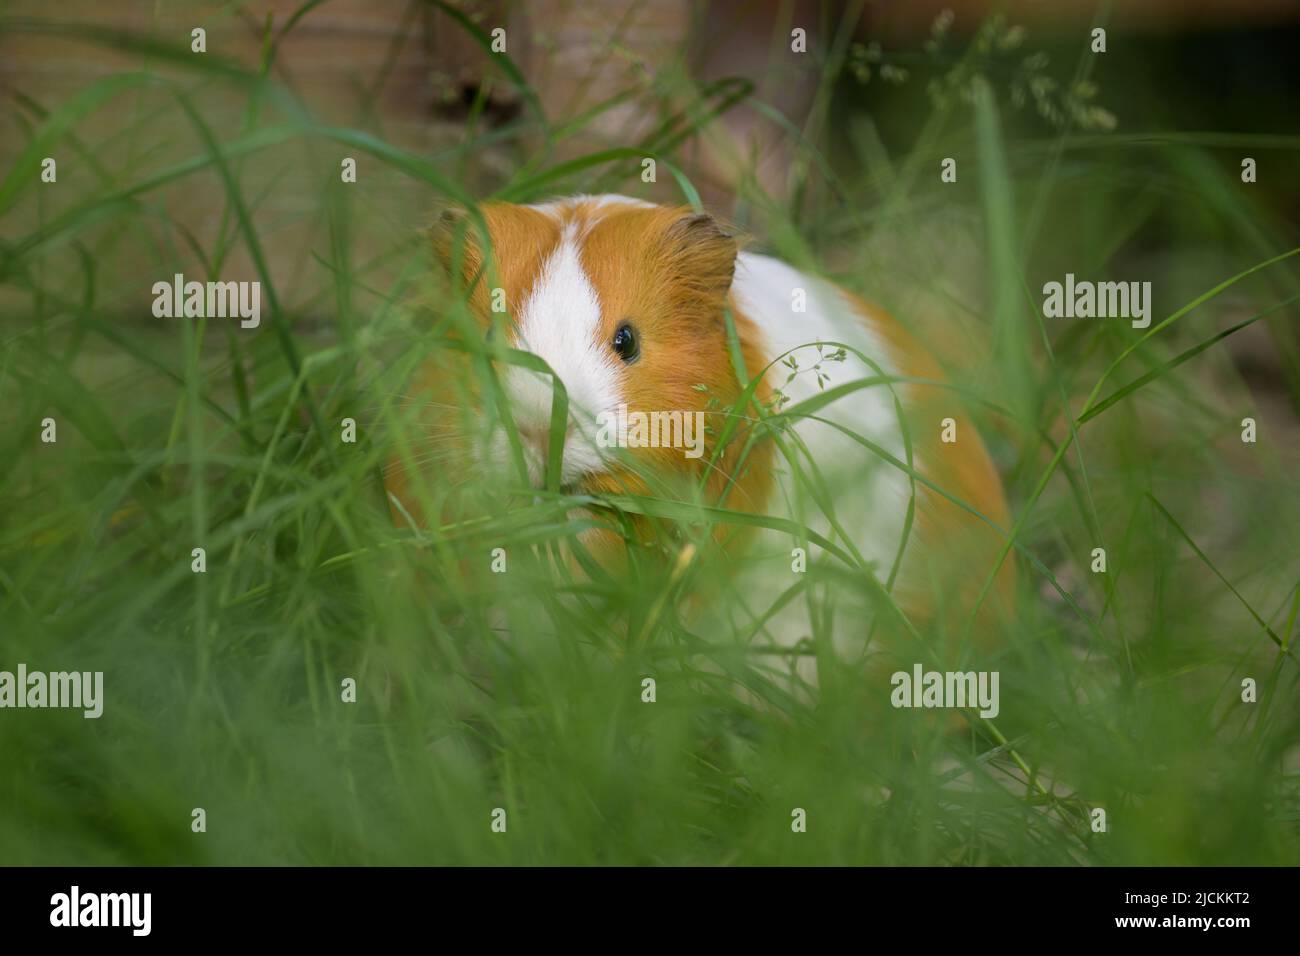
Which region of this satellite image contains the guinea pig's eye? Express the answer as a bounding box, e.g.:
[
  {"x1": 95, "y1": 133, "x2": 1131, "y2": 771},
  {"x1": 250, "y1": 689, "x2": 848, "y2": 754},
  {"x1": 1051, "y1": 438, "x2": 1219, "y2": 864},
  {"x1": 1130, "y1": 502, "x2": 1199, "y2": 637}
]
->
[{"x1": 611, "y1": 323, "x2": 639, "y2": 363}]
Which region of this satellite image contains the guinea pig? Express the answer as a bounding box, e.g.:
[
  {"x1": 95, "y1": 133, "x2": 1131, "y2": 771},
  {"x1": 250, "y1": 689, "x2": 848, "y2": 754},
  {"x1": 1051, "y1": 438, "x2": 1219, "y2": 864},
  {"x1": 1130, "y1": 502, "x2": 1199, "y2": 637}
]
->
[{"x1": 385, "y1": 193, "x2": 1014, "y2": 675}]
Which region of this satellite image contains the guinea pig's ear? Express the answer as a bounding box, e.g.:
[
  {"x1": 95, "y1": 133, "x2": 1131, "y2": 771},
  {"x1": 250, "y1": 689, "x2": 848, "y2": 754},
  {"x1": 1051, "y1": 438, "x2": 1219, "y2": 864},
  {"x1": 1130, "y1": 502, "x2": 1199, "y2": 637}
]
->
[
  {"x1": 663, "y1": 211, "x2": 738, "y2": 299},
  {"x1": 427, "y1": 205, "x2": 485, "y2": 285}
]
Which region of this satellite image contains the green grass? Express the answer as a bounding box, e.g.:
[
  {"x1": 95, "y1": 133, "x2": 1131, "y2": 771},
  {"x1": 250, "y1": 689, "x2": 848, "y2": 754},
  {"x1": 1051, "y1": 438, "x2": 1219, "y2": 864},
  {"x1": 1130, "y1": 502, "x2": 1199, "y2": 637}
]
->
[{"x1": 1, "y1": 3, "x2": 1297, "y2": 865}]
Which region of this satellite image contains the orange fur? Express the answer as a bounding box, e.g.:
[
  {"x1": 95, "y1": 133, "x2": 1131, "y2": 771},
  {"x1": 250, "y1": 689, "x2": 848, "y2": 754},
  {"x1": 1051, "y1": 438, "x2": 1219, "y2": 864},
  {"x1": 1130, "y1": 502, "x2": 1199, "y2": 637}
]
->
[
  {"x1": 849, "y1": 292, "x2": 1016, "y2": 645},
  {"x1": 384, "y1": 203, "x2": 562, "y2": 530}
]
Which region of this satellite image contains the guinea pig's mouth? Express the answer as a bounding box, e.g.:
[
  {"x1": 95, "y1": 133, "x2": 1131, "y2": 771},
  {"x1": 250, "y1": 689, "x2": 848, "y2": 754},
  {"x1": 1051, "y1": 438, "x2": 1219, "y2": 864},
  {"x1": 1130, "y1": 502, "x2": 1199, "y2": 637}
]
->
[
  {"x1": 506, "y1": 425, "x2": 611, "y2": 496},
  {"x1": 556, "y1": 473, "x2": 599, "y2": 497},
  {"x1": 555, "y1": 462, "x2": 620, "y2": 498},
  {"x1": 527, "y1": 458, "x2": 583, "y2": 495}
]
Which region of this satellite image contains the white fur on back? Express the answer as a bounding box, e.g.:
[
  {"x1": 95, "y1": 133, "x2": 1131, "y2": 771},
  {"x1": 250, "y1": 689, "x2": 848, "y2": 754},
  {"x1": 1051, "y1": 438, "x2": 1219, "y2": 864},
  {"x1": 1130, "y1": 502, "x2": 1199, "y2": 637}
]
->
[{"x1": 729, "y1": 251, "x2": 917, "y2": 662}]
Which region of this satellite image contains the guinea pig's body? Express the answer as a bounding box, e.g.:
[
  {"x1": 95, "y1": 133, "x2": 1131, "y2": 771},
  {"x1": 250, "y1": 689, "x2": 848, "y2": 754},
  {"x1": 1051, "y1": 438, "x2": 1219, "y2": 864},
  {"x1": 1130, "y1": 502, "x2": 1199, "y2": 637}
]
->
[{"x1": 388, "y1": 194, "x2": 1013, "y2": 674}]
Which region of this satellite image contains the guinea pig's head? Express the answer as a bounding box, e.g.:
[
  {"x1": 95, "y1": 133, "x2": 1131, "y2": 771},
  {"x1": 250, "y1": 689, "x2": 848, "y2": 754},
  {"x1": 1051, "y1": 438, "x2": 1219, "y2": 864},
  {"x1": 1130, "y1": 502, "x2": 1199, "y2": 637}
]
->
[{"x1": 416, "y1": 195, "x2": 771, "y2": 508}]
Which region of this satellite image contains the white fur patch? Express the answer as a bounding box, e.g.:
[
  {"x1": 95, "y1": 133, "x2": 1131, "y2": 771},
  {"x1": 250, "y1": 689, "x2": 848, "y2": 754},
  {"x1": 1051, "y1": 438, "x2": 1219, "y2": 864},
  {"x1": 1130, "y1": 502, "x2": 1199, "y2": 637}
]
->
[
  {"x1": 527, "y1": 193, "x2": 654, "y2": 220},
  {"x1": 497, "y1": 225, "x2": 622, "y2": 487},
  {"x1": 729, "y1": 251, "x2": 918, "y2": 662}
]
